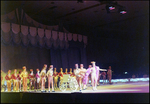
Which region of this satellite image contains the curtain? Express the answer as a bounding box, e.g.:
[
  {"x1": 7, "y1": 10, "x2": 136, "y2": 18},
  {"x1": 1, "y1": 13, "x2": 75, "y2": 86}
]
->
[
  {"x1": 50, "y1": 40, "x2": 87, "y2": 71},
  {"x1": 1, "y1": 42, "x2": 51, "y2": 73}
]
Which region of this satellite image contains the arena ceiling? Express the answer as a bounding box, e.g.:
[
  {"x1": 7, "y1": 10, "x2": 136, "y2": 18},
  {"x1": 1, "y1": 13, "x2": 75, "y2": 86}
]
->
[{"x1": 1, "y1": 1, "x2": 149, "y2": 33}]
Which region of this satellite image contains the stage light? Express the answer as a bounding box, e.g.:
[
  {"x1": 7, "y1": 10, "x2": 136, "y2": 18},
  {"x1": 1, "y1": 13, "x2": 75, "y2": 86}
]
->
[
  {"x1": 124, "y1": 72, "x2": 128, "y2": 74},
  {"x1": 109, "y1": 6, "x2": 115, "y2": 10},
  {"x1": 105, "y1": 3, "x2": 116, "y2": 13},
  {"x1": 119, "y1": 6, "x2": 127, "y2": 14}
]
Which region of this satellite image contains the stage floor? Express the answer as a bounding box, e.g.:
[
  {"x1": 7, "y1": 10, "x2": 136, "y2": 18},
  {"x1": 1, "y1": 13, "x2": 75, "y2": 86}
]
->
[{"x1": 1, "y1": 81, "x2": 149, "y2": 103}]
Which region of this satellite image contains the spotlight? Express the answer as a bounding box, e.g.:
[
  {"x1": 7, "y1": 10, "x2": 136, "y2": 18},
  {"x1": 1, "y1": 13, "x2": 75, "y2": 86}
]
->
[
  {"x1": 105, "y1": 3, "x2": 115, "y2": 13},
  {"x1": 119, "y1": 7, "x2": 127, "y2": 14},
  {"x1": 109, "y1": 5, "x2": 115, "y2": 10}
]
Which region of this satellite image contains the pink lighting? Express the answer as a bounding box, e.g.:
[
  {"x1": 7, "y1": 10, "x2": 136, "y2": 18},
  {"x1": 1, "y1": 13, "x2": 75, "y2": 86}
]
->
[
  {"x1": 109, "y1": 6, "x2": 115, "y2": 10},
  {"x1": 120, "y1": 11, "x2": 127, "y2": 14}
]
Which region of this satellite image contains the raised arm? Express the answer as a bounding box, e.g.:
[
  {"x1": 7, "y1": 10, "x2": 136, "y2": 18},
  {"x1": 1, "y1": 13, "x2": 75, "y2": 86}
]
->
[{"x1": 99, "y1": 69, "x2": 107, "y2": 71}]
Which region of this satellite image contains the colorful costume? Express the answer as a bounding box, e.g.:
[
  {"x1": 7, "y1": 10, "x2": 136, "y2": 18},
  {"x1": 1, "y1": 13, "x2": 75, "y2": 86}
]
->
[
  {"x1": 82, "y1": 67, "x2": 91, "y2": 85},
  {"x1": 20, "y1": 66, "x2": 28, "y2": 91},
  {"x1": 17, "y1": 70, "x2": 22, "y2": 91},
  {"x1": 11, "y1": 70, "x2": 19, "y2": 91},
  {"x1": 90, "y1": 61, "x2": 107, "y2": 90},
  {"x1": 47, "y1": 65, "x2": 54, "y2": 92},
  {"x1": 58, "y1": 68, "x2": 63, "y2": 80},
  {"x1": 91, "y1": 66, "x2": 100, "y2": 90},
  {"x1": 29, "y1": 69, "x2": 36, "y2": 91},
  {"x1": 78, "y1": 64, "x2": 87, "y2": 91},
  {"x1": 107, "y1": 66, "x2": 112, "y2": 84},
  {"x1": 5, "y1": 70, "x2": 12, "y2": 92},
  {"x1": 53, "y1": 68, "x2": 58, "y2": 89},
  {"x1": 40, "y1": 64, "x2": 47, "y2": 92},
  {"x1": 68, "y1": 68, "x2": 72, "y2": 76},
  {"x1": 36, "y1": 69, "x2": 40, "y2": 90},
  {"x1": 74, "y1": 64, "x2": 80, "y2": 90},
  {"x1": 58, "y1": 68, "x2": 64, "y2": 85},
  {"x1": 64, "y1": 68, "x2": 68, "y2": 74}
]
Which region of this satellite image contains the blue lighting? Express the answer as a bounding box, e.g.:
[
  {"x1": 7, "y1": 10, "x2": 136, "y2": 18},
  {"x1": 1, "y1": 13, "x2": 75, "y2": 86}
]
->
[{"x1": 98, "y1": 78, "x2": 149, "y2": 83}]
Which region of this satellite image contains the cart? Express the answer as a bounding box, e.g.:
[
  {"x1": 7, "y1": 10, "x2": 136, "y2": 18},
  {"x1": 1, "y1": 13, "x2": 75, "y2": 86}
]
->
[{"x1": 59, "y1": 74, "x2": 78, "y2": 92}]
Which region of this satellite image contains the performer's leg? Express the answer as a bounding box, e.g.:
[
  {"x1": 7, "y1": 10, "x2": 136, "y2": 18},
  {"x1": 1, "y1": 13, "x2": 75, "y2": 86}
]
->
[
  {"x1": 13, "y1": 80, "x2": 15, "y2": 91},
  {"x1": 7, "y1": 81, "x2": 10, "y2": 91},
  {"x1": 43, "y1": 78, "x2": 45, "y2": 91},
  {"x1": 51, "y1": 77, "x2": 54, "y2": 91},
  {"x1": 109, "y1": 76, "x2": 112, "y2": 84},
  {"x1": 54, "y1": 78, "x2": 57, "y2": 89},
  {"x1": 53, "y1": 78, "x2": 55, "y2": 89},
  {"x1": 41, "y1": 78, "x2": 43, "y2": 91},
  {"x1": 55, "y1": 78, "x2": 58, "y2": 89},
  {"x1": 103, "y1": 76, "x2": 104, "y2": 84},
  {"x1": 108, "y1": 76, "x2": 110, "y2": 83},
  {"x1": 91, "y1": 75, "x2": 95, "y2": 89},
  {"x1": 15, "y1": 80, "x2": 18, "y2": 91},
  {"x1": 33, "y1": 80, "x2": 36, "y2": 91},
  {"x1": 29, "y1": 80, "x2": 32, "y2": 91},
  {"x1": 79, "y1": 77, "x2": 82, "y2": 90},
  {"x1": 18, "y1": 81, "x2": 20, "y2": 91},
  {"x1": 16, "y1": 81, "x2": 19, "y2": 91},
  {"x1": 20, "y1": 81, "x2": 22, "y2": 91},
  {"x1": 94, "y1": 77, "x2": 97, "y2": 90},
  {"x1": 83, "y1": 76, "x2": 88, "y2": 89},
  {"x1": 82, "y1": 77, "x2": 85, "y2": 89},
  {"x1": 23, "y1": 78, "x2": 25, "y2": 91},
  {"x1": 36, "y1": 82, "x2": 38, "y2": 90},
  {"x1": 9, "y1": 81, "x2": 11, "y2": 91},
  {"x1": 76, "y1": 77, "x2": 79, "y2": 90},
  {"x1": 25, "y1": 78, "x2": 27, "y2": 91},
  {"x1": 48, "y1": 77, "x2": 50, "y2": 91},
  {"x1": 39, "y1": 79, "x2": 41, "y2": 90}
]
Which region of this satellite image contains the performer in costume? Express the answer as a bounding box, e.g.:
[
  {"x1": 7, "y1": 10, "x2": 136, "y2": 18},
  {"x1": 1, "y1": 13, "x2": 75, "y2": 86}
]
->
[
  {"x1": 90, "y1": 61, "x2": 107, "y2": 90},
  {"x1": 82, "y1": 65, "x2": 92, "y2": 90},
  {"x1": 71, "y1": 69, "x2": 76, "y2": 79},
  {"x1": 74, "y1": 64, "x2": 80, "y2": 88},
  {"x1": 46, "y1": 65, "x2": 55, "y2": 92},
  {"x1": 88, "y1": 65, "x2": 92, "y2": 85},
  {"x1": 36, "y1": 69, "x2": 40, "y2": 91},
  {"x1": 64, "y1": 68, "x2": 68, "y2": 74},
  {"x1": 29, "y1": 69, "x2": 36, "y2": 91},
  {"x1": 107, "y1": 66, "x2": 112, "y2": 84},
  {"x1": 40, "y1": 64, "x2": 47, "y2": 92},
  {"x1": 58, "y1": 68, "x2": 64, "y2": 85},
  {"x1": 17, "y1": 70, "x2": 22, "y2": 91},
  {"x1": 5, "y1": 70, "x2": 12, "y2": 92},
  {"x1": 53, "y1": 68, "x2": 58, "y2": 89},
  {"x1": 20, "y1": 66, "x2": 28, "y2": 92},
  {"x1": 68, "y1": 68, "x2": 72, "y2": 75},
  {"x1": 101, "y1": 71, "x2": 106, "y2": 84},
  {"x1": 11, "y1": 69, "x2": 19, "y2": 92},
  {"x1": 78, "y1": 64, "x2": 87, "y2": 91}
]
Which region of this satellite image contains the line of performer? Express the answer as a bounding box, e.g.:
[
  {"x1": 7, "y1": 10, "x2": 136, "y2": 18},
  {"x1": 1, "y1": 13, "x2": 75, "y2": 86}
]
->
[{"x1": 1, "y1": 61, "x2": 112, "y2": 92}]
